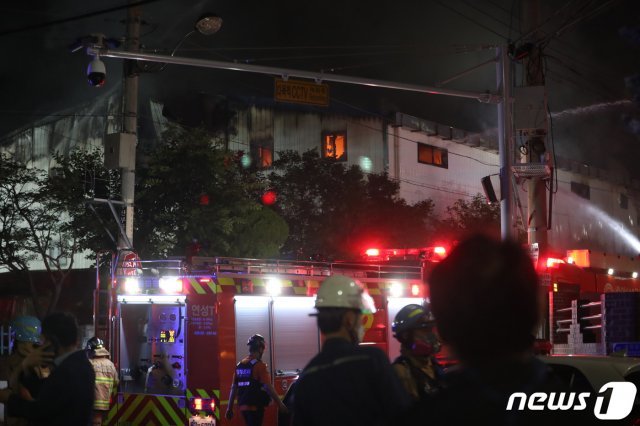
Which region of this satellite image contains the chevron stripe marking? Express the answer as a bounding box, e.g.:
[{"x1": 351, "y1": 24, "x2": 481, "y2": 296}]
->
[
  {"x1": 196, "y1": 389, "x2": 210, "y2": 398},
  {"x1": 191, "y1": 279, "x2": 206, "y2": 294},
  {"x1": 132, "y1": 396, "x2": 155, "y2": 425},
  {"x1": 121, "y1": 394, "x2": 145, "y2": 421},
  {"x1": 157, "y1": 395, "x2": 185, "y2": 425},
  {"x1": 134, "y1": 403, "x2": 158, "y2": 426},
  {"x1": 133, "y1": 396, "x2": 179, "y2": 426},
  {"x1": 217, "y1": 277, "x2": 235, "y2": 286}
]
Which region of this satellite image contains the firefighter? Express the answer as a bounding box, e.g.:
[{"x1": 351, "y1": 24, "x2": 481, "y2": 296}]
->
[
  {"x1": 225, "y1": 334, "x2": 288, "y2": 426},
  {"x1": 86, "y1": 337, "x2": 118, "y2": 426},
  {"x1": 391, "y1": 303, "x2": 444, "y2": 401},
  {"x1": 292, "y1": 275, "x2": 411, "y2": 426},
  {"x1": 0, "y1": 316, "x2": 52, "y2": 426}
]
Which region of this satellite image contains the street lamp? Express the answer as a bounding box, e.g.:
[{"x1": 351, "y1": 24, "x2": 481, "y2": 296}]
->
[
  {"x1": 146, "y1": 13, "x2": 223, "y2": 72},
  {"x1": 194, "y1": 13, "x2": 223, "y2": 36}
]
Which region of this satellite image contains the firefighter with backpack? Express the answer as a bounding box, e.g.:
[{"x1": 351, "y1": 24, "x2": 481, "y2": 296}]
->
[
  {"x1": 391, "y1": 303, "x2": 445, "y2": 401},
  {"x1": 225, "y1": 334, "x2": 288, "y2": 426}
]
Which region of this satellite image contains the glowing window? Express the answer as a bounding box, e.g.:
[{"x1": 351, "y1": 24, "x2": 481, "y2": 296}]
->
[
  {"x1": 322, "y1": 132, "x2": 347, "y2": 161},
  {"x1": 417, "y1": 143, "x2": 448, "y2": 169},
  {"x1": 250, "y1": 139, "x2": 273, "y2": 169},
  {"x1": 259, "y1": 146, "x2": 273, "y2": 168}
]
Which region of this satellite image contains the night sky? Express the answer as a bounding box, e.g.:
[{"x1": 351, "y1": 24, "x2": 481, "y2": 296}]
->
[{"x1": 1, "y1": 0, "x2": 639, "y2": 177}]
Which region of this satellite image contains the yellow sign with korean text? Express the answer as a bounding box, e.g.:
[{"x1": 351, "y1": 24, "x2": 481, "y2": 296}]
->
[{"x1": 274, "y1": 78, "x2": 329, "y2": 106}]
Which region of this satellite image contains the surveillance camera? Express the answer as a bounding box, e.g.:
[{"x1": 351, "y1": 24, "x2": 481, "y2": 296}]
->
[{"x1": 87, "y1": 56, "x2": 106, "y2": 87}]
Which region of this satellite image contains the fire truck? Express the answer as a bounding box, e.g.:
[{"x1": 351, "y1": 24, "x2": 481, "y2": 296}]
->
[
  {"x1": 537, "y1": 249, "x2": 640, "y2": 357},
  {"x1": 97, "y1": 251, "x2": 433, "y2": 426}
]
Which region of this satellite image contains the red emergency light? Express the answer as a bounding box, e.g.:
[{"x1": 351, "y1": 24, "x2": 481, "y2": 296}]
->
[
  {"x1": 191, "y1": 397, "x2": 216, "y2": 413},
  {"x1": 545, "y1": 257, "x2": 565, "y2": 268},
  {"x1": 411, "y1": 284, "x2": 420, "y2": 296},
  {"x1": 365, "y1": 248, "x2": 380, "y2": 257},
  {"x1": 434, "y1": 246, "x2": 446, "y2": 256}
]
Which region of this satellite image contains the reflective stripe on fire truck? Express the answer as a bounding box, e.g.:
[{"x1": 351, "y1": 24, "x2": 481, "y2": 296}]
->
[
  {"x1": 183, "y1": 277, "x2": 404, "y2": 296},
  {"x1": 105, "y1": 394, "x2": 186, "y2": 426},
  {"x1": 185, "y1": 278, "x2": 216, "y2": 294},
  {"x1": 186, "y1": 388, "x2": 221, "y2": 419}
]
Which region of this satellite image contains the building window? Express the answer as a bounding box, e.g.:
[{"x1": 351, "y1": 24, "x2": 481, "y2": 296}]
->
[
  {"x1": 620, "y1": 194, "x2": 628, "y2": 210},
  {"x1": 322, "y1": 132, "x2": 347, "y2": 161},
  {"x1": 250, "y1": 139, "x2": 273, "y2": 168},
  {"x1": 258, "y1": 146, "x2": 273, "y2": 168},
  {"x1": 417, "y1": 143, "x2": 448, "y2": 169},
  {"x1": 570, "y1": 181, "x2": 590, "y2": 200}
]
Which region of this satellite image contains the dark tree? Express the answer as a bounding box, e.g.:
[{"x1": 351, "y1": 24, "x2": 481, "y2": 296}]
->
[
  {"x1": 0, "y1": 150, "x2": 119, "y2": 316},
  {"x1": 135, "y1": 124, "x2": 288, "y2": 259},
  {"x1": 268, "y1": 149, "x2": 436, "y2": 259}
]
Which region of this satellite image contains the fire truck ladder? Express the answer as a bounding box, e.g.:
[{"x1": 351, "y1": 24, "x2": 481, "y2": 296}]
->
[{"x1": 191, "y1": 256, "x2": 423, "y2": 280}]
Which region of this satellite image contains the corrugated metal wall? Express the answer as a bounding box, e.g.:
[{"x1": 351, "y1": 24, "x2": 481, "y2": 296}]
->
[{"x1": 235, "y1": 105, "x2": 386, "y2": 172}]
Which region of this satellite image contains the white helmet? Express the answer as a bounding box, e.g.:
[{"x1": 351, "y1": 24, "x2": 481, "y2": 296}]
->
[{"x1": 315, "y1": 275, "x2": 376, "y2": 313}]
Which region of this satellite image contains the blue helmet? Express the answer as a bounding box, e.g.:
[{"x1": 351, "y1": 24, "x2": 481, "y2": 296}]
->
[{"x1": 11, "y1": 316, "x2": 42, "y2": 343}]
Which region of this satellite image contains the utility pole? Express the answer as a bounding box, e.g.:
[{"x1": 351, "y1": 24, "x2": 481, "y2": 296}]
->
[
  {"x1": 522, "y1": 0, "x2": 549, "y2": 256},
  {"x1": 497, "y1": 46, "x2": 514, "y2": 240},
  {"x1": 119, "y1": 2, "x2": 141, "y2": 249}
]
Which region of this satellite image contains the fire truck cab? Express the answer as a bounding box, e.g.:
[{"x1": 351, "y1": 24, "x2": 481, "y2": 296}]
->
[{"x1": 101, "y1": 254, "x2": 431, "y2": 426}]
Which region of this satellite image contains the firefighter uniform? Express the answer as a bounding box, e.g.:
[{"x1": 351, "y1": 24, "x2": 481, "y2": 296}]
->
[
  {"x1": 234, "y1": 354, "x2": 271, "y2": 425},
  {"x1": 392, "y1": 347, "x2": 444, "y2": 400},
  {"x1": 227, "y1": 334, "x2": 285, "y2": 426},
  {"x1": 293, "y1": 337, "x2": 410, "y2": 426},
  {"x1": 86, "y1": 337, "x2": 118, "y2": 426},
  {"x1": 89, "y1": 354, "x2": 118, "y2": 425},
  {"x1": 391, "y1": 304, "x2": 444, "y2": 401}
]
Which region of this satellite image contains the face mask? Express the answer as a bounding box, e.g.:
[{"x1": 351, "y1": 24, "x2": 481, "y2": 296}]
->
[
  {"x1": 411, "y1": 333, "x2": 441, "y2": 357},
  {"x1": 356, "y1": 324, "x2": 365, "y2": 344}
]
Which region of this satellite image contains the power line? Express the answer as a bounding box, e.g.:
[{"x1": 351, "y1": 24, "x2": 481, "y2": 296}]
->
[
  {"x1": 0, "y1": 0, "x2": 164, "y2": 37},
  {"x1": 430, "y1": 0, "x2": 509, "y2": 40}
]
